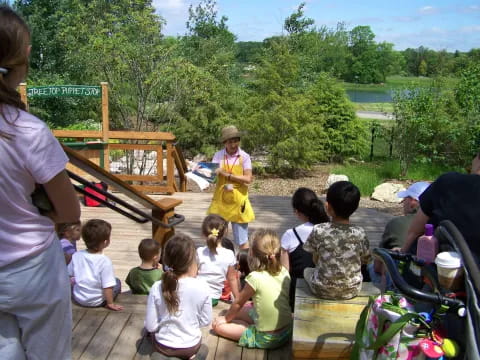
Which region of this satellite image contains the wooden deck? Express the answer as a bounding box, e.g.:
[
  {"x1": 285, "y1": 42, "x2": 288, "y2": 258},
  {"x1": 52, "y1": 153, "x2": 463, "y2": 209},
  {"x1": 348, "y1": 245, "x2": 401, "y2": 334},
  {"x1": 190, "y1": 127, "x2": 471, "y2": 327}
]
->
[{"x1": 72, "y1": 191, "x2": 393, "y2": 360}]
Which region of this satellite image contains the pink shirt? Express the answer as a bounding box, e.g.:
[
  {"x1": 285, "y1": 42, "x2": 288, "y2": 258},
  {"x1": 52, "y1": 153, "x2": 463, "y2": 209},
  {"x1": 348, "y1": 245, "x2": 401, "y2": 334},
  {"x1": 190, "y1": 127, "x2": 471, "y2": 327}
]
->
[
  {"x1": 212, "y1": 148, "x2": 252, "y2": 170},
  {"x1": 0, "y1": 105, "x2": 68, "y2": 267}
]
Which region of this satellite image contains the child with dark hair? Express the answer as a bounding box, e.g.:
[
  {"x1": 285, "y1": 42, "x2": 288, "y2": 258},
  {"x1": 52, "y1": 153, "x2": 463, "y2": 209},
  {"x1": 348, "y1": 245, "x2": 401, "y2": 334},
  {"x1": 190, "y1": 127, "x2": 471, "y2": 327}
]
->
[
  {"x1": 236, "y1": 249, "x2": 250, "y2": 290},
  {"x1": 126, "y1": 238, "x2": 163, "y2": 295},
  {"x1": 303, "y1": 181, "x2": 371, "y2": 300},
  {"x1": 56, "y1": 221, "x2": 81, "y2": 264},
  {"x1": 280, "y1": 187, "x2": 329, "y2": 307},
  {"x1": 145, "y1": 234, "x2": 211, "y2": 360},
  {"x1": 213, "y1": 229, "x2": 292, "y2": 349},
  {"x1": 68, "y1": 219, "x2": 123, "y2": 310},
  {"x1": 197, "y1": 214, "x2": 240, "y2": 306}
]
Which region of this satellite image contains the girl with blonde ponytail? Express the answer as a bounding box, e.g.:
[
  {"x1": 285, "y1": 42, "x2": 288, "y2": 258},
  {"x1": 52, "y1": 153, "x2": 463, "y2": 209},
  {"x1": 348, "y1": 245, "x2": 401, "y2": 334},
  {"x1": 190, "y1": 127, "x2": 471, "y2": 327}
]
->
[
  {"x1": 197, "y1": 214, "x2": 240, "y2": 306},
  {"x1": 145, "y1": 234, "x2": 211, "y2": 359},
  {"x1": 212, "y1": 229, "x2": 293, "y2": 349},
  {"x1": 0, "y1": 6, "x2": 80, "y2": 360}
]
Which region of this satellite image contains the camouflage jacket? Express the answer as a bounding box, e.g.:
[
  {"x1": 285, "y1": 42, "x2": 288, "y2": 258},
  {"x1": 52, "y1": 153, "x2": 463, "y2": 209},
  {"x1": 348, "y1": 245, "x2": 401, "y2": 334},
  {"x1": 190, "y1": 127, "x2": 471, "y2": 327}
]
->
[{"x1": 303, "y1": 222, "x2": 371, "y2": 300}]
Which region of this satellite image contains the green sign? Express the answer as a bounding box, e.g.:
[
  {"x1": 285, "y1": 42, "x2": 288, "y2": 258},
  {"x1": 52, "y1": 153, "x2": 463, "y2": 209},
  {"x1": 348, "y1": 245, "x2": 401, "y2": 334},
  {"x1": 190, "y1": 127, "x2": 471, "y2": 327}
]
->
[{"x1": 27, "y1": 85, "x2": 102, "y2": 98}]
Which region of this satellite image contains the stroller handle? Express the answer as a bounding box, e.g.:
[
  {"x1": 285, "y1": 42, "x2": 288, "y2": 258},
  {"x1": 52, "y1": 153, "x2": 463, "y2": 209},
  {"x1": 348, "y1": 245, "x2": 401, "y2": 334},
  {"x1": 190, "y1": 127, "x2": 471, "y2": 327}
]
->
[{"x1": 373, "y1": 248, "x2": 466, "y2": 312}]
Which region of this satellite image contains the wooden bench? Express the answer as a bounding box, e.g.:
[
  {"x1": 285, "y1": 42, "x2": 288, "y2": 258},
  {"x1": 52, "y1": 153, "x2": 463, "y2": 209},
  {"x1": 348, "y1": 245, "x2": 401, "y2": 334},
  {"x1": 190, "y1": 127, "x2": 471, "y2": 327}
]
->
[{"x1": 292, "y1": 279, "x2": 380, "y2": 360}]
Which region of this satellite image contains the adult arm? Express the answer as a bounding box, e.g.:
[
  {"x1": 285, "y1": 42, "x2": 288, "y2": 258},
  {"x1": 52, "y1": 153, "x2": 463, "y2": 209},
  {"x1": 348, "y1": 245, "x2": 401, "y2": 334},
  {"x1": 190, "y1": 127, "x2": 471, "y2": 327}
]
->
[
  {"x1": 217, "y1": 168, "x2": 253, "y2": 185},
  {"x1": 43, "y1": 170, "x2": 80, "y2": 224},
  {"x1": 401, "y1": 209, "x2": 429, "y2": 253}
]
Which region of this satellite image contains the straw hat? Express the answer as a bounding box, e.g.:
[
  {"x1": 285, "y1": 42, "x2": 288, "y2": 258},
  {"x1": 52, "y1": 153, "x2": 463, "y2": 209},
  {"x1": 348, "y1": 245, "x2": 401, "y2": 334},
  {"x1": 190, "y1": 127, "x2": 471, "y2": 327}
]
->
[{"x1": 220, "y1": 125, "x2": 241, "y2": 143}]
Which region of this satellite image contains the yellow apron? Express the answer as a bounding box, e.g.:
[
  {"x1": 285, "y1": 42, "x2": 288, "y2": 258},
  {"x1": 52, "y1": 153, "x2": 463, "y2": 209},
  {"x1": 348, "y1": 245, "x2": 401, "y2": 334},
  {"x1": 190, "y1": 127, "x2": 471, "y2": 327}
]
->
[{"x1": 207, "y1": 155, "x2": 255, "y2": 223}]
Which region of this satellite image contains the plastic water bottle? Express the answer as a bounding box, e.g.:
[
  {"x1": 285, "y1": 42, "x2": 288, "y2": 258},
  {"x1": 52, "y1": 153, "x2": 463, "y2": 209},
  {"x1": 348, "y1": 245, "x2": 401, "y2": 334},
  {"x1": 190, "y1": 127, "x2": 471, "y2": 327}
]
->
[{"x1": 416, "y1": 224, "x2": 438, "y2": 264}]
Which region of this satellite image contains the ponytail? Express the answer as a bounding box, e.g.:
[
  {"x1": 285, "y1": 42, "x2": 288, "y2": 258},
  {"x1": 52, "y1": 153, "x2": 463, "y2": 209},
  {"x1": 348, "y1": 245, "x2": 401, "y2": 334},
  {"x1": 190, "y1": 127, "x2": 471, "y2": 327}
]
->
[
  {"x1": 161, "y1": 234, "x2": 197, "y2": 314},
  {"x1": 248, "y1": 229, "x2": 282, "y2": 275},
  {"x1": 202, "y1": 214, "x2": 227, "y2": 255},
  {"x1": 308, "y1": 198, "x2": 329, "y2": 225}
]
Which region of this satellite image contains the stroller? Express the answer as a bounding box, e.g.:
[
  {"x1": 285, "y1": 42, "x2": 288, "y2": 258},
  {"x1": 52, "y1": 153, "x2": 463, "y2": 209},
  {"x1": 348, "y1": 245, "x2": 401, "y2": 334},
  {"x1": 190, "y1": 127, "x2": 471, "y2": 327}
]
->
[{"x1": 358, "y1": 220, "x2": 479, "y2": 360}]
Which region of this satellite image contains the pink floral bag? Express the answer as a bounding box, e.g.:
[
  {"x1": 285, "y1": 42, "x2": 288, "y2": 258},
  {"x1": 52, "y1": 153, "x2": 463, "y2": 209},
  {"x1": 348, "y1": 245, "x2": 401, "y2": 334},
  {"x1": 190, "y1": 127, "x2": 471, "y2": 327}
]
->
[{"x1": 351, "y1": 294, "x2": 427, "y2": 360}]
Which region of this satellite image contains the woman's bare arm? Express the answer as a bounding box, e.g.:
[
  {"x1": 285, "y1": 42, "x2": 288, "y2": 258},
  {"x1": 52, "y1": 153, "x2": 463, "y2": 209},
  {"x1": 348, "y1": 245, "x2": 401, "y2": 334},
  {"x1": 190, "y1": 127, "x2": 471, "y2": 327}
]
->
[{"x1": 43, "y1": 170, "x2": 81, "y2": 223}]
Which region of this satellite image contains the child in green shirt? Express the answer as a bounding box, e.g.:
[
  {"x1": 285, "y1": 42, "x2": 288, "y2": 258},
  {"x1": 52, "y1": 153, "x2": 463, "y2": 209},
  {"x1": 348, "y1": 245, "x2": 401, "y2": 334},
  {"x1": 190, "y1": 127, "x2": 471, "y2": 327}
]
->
[{"x1": 126, "y1": 238, "x2": 163, "y2": 295}]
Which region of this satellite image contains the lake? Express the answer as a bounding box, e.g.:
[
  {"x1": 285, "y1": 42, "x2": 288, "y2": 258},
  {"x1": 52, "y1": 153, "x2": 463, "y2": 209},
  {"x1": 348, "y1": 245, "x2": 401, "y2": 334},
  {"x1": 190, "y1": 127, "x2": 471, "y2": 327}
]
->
[{"x1": 346, "y1": 89, "x2": 393, "y2": 103}]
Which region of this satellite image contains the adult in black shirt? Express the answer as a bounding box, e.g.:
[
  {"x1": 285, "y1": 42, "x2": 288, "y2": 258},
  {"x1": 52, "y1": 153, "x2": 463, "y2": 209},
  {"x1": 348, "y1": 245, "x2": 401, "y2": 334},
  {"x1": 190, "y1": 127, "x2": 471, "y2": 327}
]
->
[{"x1": 401, "y1": 152, "x2": 480, "y2": 259}]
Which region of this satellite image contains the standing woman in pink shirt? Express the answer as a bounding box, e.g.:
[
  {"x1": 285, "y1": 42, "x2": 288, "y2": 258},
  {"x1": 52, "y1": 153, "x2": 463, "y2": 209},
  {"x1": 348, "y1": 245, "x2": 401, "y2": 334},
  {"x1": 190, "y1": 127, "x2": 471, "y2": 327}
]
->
[{"x1": 0, "y1": 6, "x2": 80, "y2": 360}]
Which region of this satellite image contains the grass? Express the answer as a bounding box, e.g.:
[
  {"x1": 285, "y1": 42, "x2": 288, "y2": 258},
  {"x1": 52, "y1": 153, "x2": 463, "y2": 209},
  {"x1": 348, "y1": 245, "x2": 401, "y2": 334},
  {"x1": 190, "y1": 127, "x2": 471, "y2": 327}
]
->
[
  {"x1": 331, "y1": 159, "x2": 465, "y2": 196},
  {"x1": 354, "y1": 102, "x2": 394, "y2": 113},
  {"x1": 341, "y1": 75, "x2": 458, "y2": 92}
]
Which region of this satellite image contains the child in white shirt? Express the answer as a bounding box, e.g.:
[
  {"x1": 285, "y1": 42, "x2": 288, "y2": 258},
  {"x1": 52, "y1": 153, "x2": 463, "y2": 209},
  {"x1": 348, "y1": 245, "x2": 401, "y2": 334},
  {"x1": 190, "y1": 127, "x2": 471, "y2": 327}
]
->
[
  {"x1": 196, "y1": 214, "x2": 240, "y2": 306},
  {"x1": 145, "y1": 234, "x2": 211, "y2": 359},
  {"x1": 68, "y1": 219, "x2": 123, "y2": 311}
]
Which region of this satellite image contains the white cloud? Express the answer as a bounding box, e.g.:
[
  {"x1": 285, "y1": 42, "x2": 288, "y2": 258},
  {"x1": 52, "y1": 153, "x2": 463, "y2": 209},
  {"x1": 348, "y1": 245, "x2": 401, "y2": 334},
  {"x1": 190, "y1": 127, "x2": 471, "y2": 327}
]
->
[
  {"x1": 153, "y1": 0, "x2": 186, "y2": 11},
  {"x1": 460, "y1": 25, "x2": 480, "y2": 33},
  {"x1": 458, "y1": 5, "x2": 480, "y2": 13},
  {"x1": 393, "y1": 16, "x2": 420, "y2": 23},
  {"x1": 418, "y1": 6, "x2": 439, "y2": 15}
]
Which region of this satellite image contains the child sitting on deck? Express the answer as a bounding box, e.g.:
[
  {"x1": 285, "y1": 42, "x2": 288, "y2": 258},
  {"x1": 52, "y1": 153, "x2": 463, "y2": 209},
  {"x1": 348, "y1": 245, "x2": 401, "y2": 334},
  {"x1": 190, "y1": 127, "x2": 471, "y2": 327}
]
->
[
  {"x1": 145, "y1": 234, "x2": 211, "y2": 360},
  {"x1": 303, "y1": 181, "x2": 371, "y2": 300},
  {"x1": 68, "y1": 219, "x2": 123, "y2": 311},
  {"x1": 197, "y1": 214, "x2": 240, "y2": 306},
  {"x1": 57, "y1": 221, "x2": 81, "y2": 265},
  {"x1": 126, "y1": 238, "x2": 163, "y2": 295},
  {"x1": 212, "y1": 229, "x2": 292, "y2": 349}
]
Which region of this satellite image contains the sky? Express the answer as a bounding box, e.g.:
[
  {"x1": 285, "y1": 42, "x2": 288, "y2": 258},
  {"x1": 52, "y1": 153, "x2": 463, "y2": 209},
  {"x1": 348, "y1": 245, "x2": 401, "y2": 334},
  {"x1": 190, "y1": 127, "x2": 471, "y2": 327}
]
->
[{"x1": 152, "y1": 0, "x2": 480, "y2": 52}]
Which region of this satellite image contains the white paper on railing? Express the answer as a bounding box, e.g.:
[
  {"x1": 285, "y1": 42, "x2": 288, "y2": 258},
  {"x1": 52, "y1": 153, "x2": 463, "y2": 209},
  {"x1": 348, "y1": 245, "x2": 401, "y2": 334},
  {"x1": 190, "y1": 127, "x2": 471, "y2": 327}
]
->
[{"x1": 185, "y1": 171, "x2": 211, "y2": 191}]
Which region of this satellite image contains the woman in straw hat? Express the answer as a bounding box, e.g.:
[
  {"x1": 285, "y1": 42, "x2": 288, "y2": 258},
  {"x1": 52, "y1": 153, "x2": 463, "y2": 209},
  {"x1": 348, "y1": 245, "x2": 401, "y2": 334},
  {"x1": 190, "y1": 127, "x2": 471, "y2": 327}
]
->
[{"x1": 207, "y1": 125, "x2": 255, "y2": 249}]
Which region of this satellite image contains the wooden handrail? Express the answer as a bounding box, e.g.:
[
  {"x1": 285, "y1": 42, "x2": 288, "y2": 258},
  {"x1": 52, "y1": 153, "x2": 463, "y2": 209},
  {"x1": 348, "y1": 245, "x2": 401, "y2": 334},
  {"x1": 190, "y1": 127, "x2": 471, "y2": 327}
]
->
[{"x1": 53, "y1": 129, "x2": 176, "y2": 141}]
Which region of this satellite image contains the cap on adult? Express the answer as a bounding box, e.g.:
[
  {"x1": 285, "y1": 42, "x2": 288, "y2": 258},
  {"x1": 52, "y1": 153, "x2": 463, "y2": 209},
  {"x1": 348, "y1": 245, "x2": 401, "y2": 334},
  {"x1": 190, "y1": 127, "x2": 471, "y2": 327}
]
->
[
  {"x1": 220, "y1": 125, "x2": 241, "y2": 143},
  {"x1": 397, "y1": 181, "x2": 430, "y2": 201}
]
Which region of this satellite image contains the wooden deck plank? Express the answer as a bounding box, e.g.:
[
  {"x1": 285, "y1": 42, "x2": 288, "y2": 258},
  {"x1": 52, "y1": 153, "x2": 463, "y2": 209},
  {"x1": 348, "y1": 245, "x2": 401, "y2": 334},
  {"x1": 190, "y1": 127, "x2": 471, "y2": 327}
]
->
[
  {"x1": 215, "y1": 337, "x2": 243, "y2": 360},
  {"x1": 107, "y1": 314, "x2": 145, "y2": 360},
  {"x1": 242, "y1": 346, "x2": 266, "y2": 360},
  {"x1": 72, "y1": 312, "x2": 108, "y2": 360},
  {"x1": 79, "y1": 312, "x2": 130, "y2": 360},
  {"x1": 267, "y1": 341, "x2": 292, "y2": 360},
  {"x1": 133, "y1": 334, "x2": 153, "y2": 360},
  {"x1": 72, "y1": 308, "x2": 86, "y2": 330}
]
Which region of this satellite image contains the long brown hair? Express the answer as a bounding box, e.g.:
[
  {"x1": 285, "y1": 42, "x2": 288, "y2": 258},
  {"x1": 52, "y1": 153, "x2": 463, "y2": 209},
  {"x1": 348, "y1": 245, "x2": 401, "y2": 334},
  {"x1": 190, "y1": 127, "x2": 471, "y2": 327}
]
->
[
  {"x1": 0, "y1": 6, "x2": 30, "y2": 138},
  {"x1": 161, "y1": 234, "x2": 197, "y2": 314},
  {"x1": 248, "y1": 229, "x2": 282, "y2": 276},
  {"x1": 201, "y1": 214, "x2": 227, "y2": 255}
]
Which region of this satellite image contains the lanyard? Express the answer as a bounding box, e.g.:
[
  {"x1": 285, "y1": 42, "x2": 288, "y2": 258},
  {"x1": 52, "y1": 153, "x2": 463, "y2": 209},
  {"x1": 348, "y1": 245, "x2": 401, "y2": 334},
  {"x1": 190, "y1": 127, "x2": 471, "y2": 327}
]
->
[{"x1": 224, "y1": 151, "x2": 240, "y2": 174}]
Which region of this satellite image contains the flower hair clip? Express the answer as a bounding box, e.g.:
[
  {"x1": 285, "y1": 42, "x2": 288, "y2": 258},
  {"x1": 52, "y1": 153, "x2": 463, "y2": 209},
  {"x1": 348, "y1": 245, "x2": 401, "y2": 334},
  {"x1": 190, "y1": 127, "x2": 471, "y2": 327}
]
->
[
  {"x1": 164, "y1": 265, "x2": 174, "y2": 272},
  {"x1": 210, "y1": 228, "x2": 219, "y2": 237}
]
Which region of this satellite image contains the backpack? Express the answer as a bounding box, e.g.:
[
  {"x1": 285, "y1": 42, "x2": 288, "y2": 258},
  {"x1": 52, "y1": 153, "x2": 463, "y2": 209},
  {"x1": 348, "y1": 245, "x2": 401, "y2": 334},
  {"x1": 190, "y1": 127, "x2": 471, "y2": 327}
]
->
[{"x1": 84, "y1": 182, "x2": 108, "y2": 207}]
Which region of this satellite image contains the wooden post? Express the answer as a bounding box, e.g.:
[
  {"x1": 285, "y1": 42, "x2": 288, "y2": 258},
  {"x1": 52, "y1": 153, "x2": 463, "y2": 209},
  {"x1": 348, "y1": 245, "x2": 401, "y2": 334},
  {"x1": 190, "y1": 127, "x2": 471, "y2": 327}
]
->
[
  {"x1": 166, "y1": 141, "x2": 174, "y2": 194},
  {"x1": 19, "y1": 83, "x2": 28, "y2": 110},
  {"x1": 152, "y1": 208, "x2": 175, "y2": 247},
  {"x1": 101, "y1": 82, "x2": 110, "y2": 171}
]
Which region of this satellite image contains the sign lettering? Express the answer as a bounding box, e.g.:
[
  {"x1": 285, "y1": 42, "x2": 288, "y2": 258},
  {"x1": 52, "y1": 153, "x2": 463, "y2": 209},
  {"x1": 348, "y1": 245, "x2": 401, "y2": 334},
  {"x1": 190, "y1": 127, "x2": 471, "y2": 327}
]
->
[{"x1": 27, "y1": 85, "x2": 101, "y2": 98}]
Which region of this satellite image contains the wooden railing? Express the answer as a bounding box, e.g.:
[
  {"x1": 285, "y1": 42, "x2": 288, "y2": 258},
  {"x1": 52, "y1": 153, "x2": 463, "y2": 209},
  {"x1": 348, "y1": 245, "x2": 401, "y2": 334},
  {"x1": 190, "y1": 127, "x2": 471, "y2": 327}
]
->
[{"x1": 54, "y1": 129, "x2": 188, "y2": 194}]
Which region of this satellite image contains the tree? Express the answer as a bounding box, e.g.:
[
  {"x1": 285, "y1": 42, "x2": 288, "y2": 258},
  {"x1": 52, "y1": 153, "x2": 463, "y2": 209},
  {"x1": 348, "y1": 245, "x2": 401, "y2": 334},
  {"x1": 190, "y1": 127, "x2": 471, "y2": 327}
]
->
[
  {"x1": 284, "y1": 2, "x2": 314, "y2": 35},
  {"x1": 393, "y1": 79, "x2": 464, "y2": 176},
  {"x1": 181, "y1": 0, "x2": 236, "y2": 82},
  {"x1": 347, "y1": 26, "x2": 381, "y2": 83}
]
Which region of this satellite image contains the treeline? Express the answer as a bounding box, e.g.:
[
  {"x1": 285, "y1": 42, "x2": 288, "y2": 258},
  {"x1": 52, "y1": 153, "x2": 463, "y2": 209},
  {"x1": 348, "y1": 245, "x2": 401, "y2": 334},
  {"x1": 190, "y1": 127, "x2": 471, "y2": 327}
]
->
[{"x1": 13, "y1": 0, "x2": 480, "y2": 174}]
